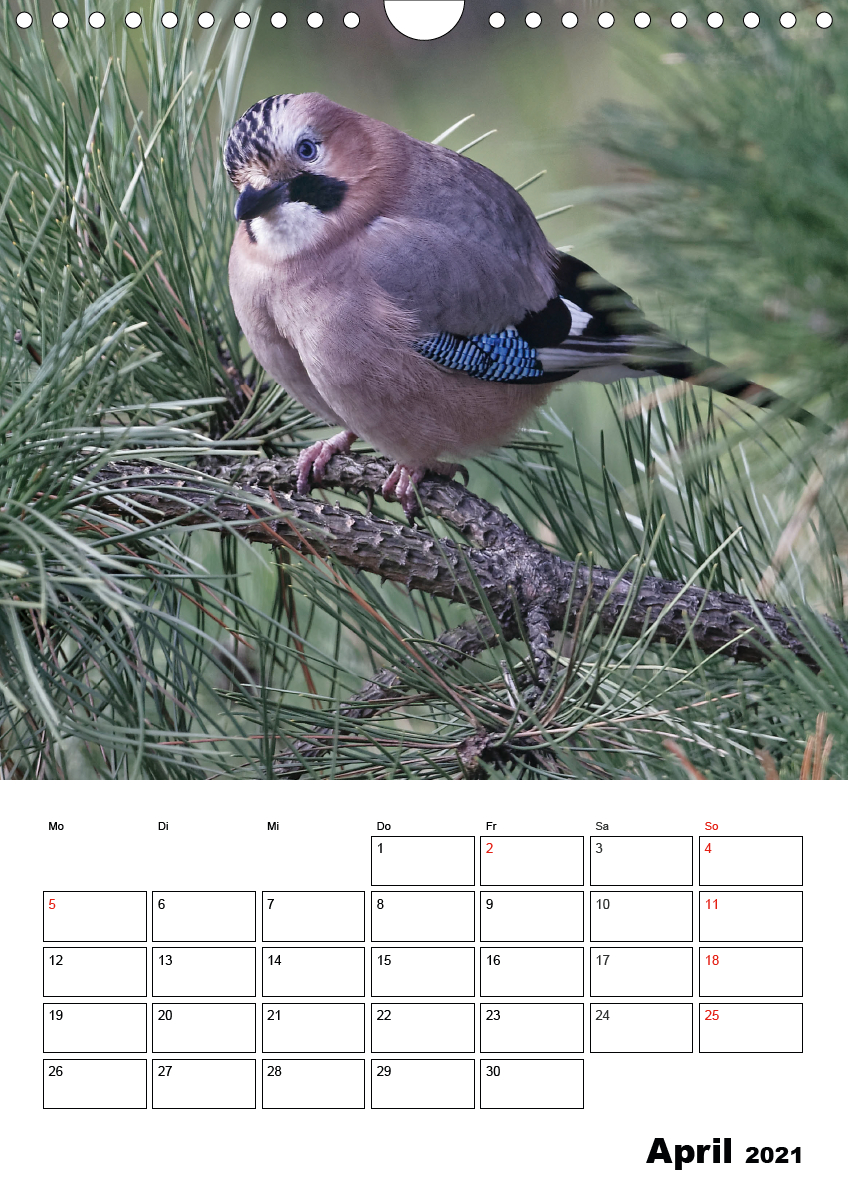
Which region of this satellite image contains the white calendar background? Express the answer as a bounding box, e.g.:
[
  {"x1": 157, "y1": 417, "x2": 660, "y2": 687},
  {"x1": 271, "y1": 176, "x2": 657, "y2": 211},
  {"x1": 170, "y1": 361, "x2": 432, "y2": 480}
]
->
[{"x1": 2, "y1": 781, "x2": 844, "y2": 1199}]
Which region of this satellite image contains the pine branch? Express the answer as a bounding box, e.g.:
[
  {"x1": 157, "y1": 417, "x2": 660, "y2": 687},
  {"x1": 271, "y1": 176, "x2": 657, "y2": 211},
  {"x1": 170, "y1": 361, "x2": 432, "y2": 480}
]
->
[
  {"x1": 273, "y1": 617, "x2": 502, "y2": 779},
  {"x1": 88, "y1": 453, "x2": 844, "y2": 669}
]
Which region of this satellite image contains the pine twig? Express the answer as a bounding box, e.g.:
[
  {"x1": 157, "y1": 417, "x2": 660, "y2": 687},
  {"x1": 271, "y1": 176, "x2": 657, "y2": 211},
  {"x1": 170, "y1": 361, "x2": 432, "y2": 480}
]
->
[{"x1": 273, "y1": 618, "x2": 502, "y2": 778}]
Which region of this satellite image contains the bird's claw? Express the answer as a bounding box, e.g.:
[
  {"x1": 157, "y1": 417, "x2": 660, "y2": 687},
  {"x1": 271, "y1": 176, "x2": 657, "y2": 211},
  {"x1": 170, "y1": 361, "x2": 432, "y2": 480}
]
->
[
  {"x1": 435, "y1": 461, "x2": 470, "y2": 487},
  {"x1": 295, "y1": 430, "x2": 357, "y2": 494},
  {"x1": 381, "y1": 461, "x2": 469, "y2": 517},
  {"x1": 382, "y1": 464, "x2": 425, "y2": 517}
]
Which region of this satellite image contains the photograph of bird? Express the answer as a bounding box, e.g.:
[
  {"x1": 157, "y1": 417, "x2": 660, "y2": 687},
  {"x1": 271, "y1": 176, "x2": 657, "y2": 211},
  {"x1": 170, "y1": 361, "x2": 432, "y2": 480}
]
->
[{"x1": 225, "y1": 92, "x2": 788, "y2": 513}]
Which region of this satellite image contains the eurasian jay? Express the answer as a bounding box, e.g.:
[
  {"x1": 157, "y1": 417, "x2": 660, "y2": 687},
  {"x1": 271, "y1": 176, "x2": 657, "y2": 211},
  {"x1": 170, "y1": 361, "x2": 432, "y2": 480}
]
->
[{"x1": 225, "y1": 93, "x2": 786, "y2": 513}]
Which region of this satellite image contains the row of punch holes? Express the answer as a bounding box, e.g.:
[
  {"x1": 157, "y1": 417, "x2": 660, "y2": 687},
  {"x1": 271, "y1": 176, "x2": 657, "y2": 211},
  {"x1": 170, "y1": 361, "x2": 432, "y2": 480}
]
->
[
  {"x1": 15, "y1": 11, "x2": 355, "y2": 28},
  {"x1": 12, "y1": 11, "x2": 837, "y2": 32}
]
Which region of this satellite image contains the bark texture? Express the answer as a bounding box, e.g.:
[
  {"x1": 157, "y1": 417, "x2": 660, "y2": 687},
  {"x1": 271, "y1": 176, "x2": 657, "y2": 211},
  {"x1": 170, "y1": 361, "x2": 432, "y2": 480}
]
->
[{"x1": 87, "y1": 451, "x2": 841, "y2": 671}]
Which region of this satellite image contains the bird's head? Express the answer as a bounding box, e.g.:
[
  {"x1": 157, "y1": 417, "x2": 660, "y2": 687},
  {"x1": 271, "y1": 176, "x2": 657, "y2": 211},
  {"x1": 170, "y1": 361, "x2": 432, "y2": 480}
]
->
[{"x1": 225, "y1": 93, "x2": 392, "y2": 256}]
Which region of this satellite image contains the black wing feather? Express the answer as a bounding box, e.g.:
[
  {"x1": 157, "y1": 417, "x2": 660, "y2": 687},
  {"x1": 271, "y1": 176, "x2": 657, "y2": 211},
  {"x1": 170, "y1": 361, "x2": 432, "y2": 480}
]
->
[{"x1": 523, "y1": 254, "x2": 765, "y2": 397}]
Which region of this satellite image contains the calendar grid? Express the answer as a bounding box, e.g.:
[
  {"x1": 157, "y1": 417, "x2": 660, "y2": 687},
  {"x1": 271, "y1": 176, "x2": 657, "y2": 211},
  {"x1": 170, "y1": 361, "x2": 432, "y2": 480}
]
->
[{"x1": 40, "y1": 834, "x2": 804, "y2": 1109}]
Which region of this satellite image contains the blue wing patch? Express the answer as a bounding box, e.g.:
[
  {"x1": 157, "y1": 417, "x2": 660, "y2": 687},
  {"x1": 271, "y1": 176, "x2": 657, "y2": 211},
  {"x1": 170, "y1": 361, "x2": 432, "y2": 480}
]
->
[{"x1": 414, "y1": 328, "x2": 545, "y2": 382}]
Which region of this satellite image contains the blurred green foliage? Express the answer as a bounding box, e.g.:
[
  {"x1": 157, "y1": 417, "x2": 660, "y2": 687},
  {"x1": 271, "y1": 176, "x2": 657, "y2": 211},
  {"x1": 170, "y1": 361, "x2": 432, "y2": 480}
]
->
[{"x1": 585, "y1": 1, "x2": 848, "y2": 433}]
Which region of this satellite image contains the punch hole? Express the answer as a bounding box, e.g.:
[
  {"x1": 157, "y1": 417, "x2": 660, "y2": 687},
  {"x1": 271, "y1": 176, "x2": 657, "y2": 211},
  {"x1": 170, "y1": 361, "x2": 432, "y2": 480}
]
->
[
  {"x1": 15, "y1": 11, "x2": 33, "y2": 26},
  {"x1": 706, "y1": 11, "x2": 723, "y2": 26},
  {"x1": 270, "y1": 13, "x2": 287, "y2": 27},
  {"x1": 489, "y1": 11, "x2": 505, "y2": 26},
  {"x1": 343, "y1": 12, "x2": 360, "y2": 26},
  {"x1": 670, "y1": 12, "x2": 687, "y2": 27},
  {"x1": 307, "y1": 12, "x2": 324, "y2": 26},
  {"x1": 89, "y1": 11, "x2": 105, "y2": 27},
  {"x1": 816, "y1": 11, "x2": 832, "y2": 27},
  {"x1": 52, "y1": 11, "x2": 68, "y2": 27},
  {"x1": 561, "y1": 12, "x2": 577, "y2": 27},
  {"x1": 525, "y1": 12, "x2": 541, "y2": 27},
  {"x1": 125, "y1": 11, "x2": 142, "y2": 28},
  {"x1": 197, "y1": 11, "x2": 214, "y2": 27},
  {"x1": 634, "y1": 13, "x2": 650, "y2": 27},
  {"x1": 743, "y1": 11, "x2": 759, "y2": 26},
  {"x1": 161, "y1": 11, "x2": 178, "y2": 28},
  {"x1": 234, "y1": 12, "x2": 251, "y2": 28},
  {"x1": 598, "y1": 11, "x2": 614, "y2": 27},
  {"x1": 384, "y1": 2, "x2": 464, "y2": 40},
  {"x1": 779, "y1": 11, "x2": 795, "y2": 26}
]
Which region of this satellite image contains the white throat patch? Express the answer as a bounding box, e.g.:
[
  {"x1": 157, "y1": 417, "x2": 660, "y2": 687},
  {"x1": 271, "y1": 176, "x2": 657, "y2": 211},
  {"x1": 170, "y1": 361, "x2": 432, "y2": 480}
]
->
[{"x1": 250, "y1": 201, "x2": 326, "y2": 258}]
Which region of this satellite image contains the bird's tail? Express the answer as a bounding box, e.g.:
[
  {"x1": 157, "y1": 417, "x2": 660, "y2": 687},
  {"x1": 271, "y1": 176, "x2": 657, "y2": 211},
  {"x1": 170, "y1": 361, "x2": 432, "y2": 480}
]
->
[
  {"x1": 653, "y1": 350, "x2": 829, "y2": 435},
  {"x1": 544, "y1": 254, "x2": 829, "y2": 434}
]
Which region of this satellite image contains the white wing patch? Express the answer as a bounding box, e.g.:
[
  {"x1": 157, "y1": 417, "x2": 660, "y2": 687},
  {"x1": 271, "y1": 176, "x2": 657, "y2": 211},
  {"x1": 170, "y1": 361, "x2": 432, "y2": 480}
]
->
[{"x1": 562, "y1": 297, "x2": 593, "y2": 337}]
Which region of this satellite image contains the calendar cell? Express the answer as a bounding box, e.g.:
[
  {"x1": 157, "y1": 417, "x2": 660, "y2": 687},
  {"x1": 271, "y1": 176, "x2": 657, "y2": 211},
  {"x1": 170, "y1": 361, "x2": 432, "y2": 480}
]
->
[
  {"x1": 151, "y1": 1003, "x2": 256, "y2": 1053},
  {"x1": 589, "y1": 1003, "x2": 693, "y2": 1053},
  {"x1": 371, "y1": 836, "x2": 474, "y2": 885},
  {"x1": 152, "y1": 1059, "x2": 256, "y2": 1108},
  {"x1": 370, "y1": 891, "x2": 474, "y2": 941},
  {"x1": 699, "y1": 947, "x2": 802, "y2": 996},
  {"x1": 699, "y1": 836, "x2": 803, "y2": 885},
  {"x1": 43, "y1": 947, "x2": 147, "y2": 997},
  {"x1": 589, "y1": 836, "x2": 693, "y2": 886},
  {"x1": 263, "y1": 892, "x2": 365, "y2": 941},
  {"x1": 43, "y1": 1059, "x2": 147, "y2": 1109},
  {"x1": 479, "y1": 1059, "x2": 583, "y2": 1109},
  {"x1": 263, "y1": 947, "x2": 365, "y2": 997},
  {"x1": 370, "y1": 1003, "x2": 475, "y2": 1052},
  {"x1": 480, "y1": 891, "x2": 583, "y2": 942},
  {"x1": 153, "y1": 947, "x2": 255, "y2": 997},
  {"x1": 480, "y1": 836, "x2": 583, "y2": 885},
  {"x1": 152, "y1": 891, "x2": 255, "y2": 941},
  {"x1": 371, "y1": 947, "x2": 474, "y2": 997},
  {"x1": 699, "y1": 891, "x2": 802, "y2": 941},
  {"x1": 590, "y1": 947, "x2": 692, "y2": 996},
  {"x1": 589, "y1": 892, "x2": 693, "y2": 942},
  {"x1": 263, "y1": 1059, "x2": 365, "y2": 1109},
  {"x1": 262, "y1": 1004, "x2": 365, "y2": 1053},
  {"x1": 371, "y1": 1059, "x2": 475, "y2": 1109},
  {"x1": 699, "y1": 1003, "x2": 803, "y2": 1052},
  {"x1": 43, "y1": 1003, "x2": 147, "y2": 1053},
  {"x1": 479, "y1": 1003, "x2": 584, "y2": 1053},
  {"x1": 43, "y1": 891, "x2": 146, "y2": 942},
  {"x1": 479, "y1": 947, "x2": 583, "y2": 997}
]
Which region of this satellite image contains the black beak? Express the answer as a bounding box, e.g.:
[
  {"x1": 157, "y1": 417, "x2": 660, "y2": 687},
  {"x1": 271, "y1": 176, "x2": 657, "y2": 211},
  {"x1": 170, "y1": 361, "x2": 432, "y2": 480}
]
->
[{"x1": 234, "y1": 180, "x2": 289, "y2": 222}]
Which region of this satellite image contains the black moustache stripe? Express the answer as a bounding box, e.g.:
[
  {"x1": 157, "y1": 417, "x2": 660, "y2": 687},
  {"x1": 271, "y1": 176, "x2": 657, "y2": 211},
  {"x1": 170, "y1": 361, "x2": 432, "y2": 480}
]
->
[{"x1": 288, "y1": 172, "x2": 348, "y2": 213}]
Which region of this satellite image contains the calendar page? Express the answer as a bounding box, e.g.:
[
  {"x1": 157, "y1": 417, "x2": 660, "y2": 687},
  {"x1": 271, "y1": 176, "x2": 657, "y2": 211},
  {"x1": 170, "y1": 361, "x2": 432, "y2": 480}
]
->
[
  {"x1": 3, "y1": 0, "x2": 848, "y2": 1197},
  {"x1": 2, "y1": 780, "x2": 844, "y2": 1199}
]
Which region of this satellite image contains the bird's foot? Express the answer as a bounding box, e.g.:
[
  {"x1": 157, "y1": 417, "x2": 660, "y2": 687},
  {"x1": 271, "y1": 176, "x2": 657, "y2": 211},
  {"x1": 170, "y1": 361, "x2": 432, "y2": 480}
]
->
[
  {"x1": 433, "y1": 461, "x2": 470, "y2": 487},
  {"x1": 295, "y1": 430, "x2": 357, "y2": 494},
  {"x1": 381, "y1": 461, "x2": 469, "y2": 516},
  {"x1": 382, "y1": 463, "x2": 425, "y2": 517}
]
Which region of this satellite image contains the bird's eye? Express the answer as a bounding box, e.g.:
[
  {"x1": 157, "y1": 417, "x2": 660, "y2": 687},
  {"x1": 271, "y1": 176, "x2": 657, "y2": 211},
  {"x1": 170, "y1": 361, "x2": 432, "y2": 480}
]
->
[{"x1": 296, "y1": 138, "x2": 319, "y2": 162}]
